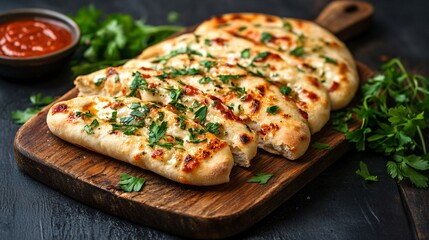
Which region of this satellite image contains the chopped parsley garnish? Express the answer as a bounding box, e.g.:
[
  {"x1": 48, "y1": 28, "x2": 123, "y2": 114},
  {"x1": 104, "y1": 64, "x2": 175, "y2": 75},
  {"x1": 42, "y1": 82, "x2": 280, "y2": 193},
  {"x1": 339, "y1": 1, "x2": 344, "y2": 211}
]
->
[
  {"x1": 128, "y1": 71, "x2": 148, "y2": 97},
  {"x1": 84, "y1": 119, "x2": 99, "y2": 135},
  {"x1": 194, "y1": 106, "x2": 208, "y2": 125},
  {"x1": 178, "y1": 115, "x2": 186, "y2": 129},
  {"x1": 311, "y1": 142, "x2": 331, "y2": 150},
  {"x1": 148, "y1": 120, "x2": 168, "y2": 147},
  {"x1": 114, "y1": 73, "x2": 120, "y2": 83},
  {"x1": 119, "y1": 173, "x2": 146, "y2": 192},
  {"x1": 241, "y1": 48, "x2": 251, "y2": 59},
  {"x1": 174, "y1": 136, "x2": 184, "y2": 145},
  {"x1": 206, "y1": 122, "x2": 221, "y2": 135},
  {"x1": 76, "y1": 111, "x2": 92, "y2": 118},
  {"x1": 290, "y1": 46, "x2": 305, "y2": 57},
  {"x1": 321, "y1": 55, "x2": 338, "y2": 65},
  {"x1": 266, "y1": 106, "x2": 279, "y2": 114},
  {"x1": 260, "y1": 31, "x2": 273, "y2": 43},
  {"x1": 95, "y1": 76, "x2": 106, "y2": 86},
  {"x1": 204, "y1": 39, "x2": 211, "y2": 46},
  {"x1": 218, "y1": 74, "x2": 245, "y2": 84},
  {"x1": 152, "y1": 48, "x2": 185, "y2": 63},
  {"x1": 280, "y1": 86, "x2": 292, "y2": 96},
  {"x1": 251, "y1": 51, "x2": 270, "y2": 63},
  {"x1": 236, "y1": 63, "x2": 265, "y2": 79},
  {"x1": 283, "y1": 21, "x2": 292, "y2": 31},
  {"x1": 198, "y1": 77, "x2": 214, "y2": 84},
  {"x1": 247, "y1": 173, "x2": 273, "y2": 184},
  {"x1": 229, "y1": 82, "x2": 247, "y2": 96},
  {"x1": 109, "y1": 110, "x2": 117, "y2": 122},
  {"x1": 356, "y1": 161, "x2": 379, "y2": 182},
  {"x1": 238, "y1": 26, "x2": 247, "y2": 31},
  {"x1": 200, "y1": 60, "x2": 217, "y2": 71},
  {"x1": 166, "y1": 86, "x2": 183, "y2": 104},
  {"x1": 158, "y1": 112, "x2": 165, "y2": 121},
  {"x1": 152, "y1": 47, "x2": 203, "y2": 64},
  {"x1": 188, "y1": 128, "x2": 207, "y2": 143}
]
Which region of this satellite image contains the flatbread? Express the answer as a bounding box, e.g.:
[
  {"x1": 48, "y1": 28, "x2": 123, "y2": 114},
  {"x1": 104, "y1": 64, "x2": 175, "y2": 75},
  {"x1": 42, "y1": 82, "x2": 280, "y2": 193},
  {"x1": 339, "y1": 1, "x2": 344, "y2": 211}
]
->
[
  {"x1": 136, "y1": 32, "x2": 330, "y2": 133},
  {"x1": 125, "y1": 55, "x2": 311, "y2": 160},
  {"x1": 47, "y1": 95, "x2": 234, "y2": 186},
  {"x1": 195, "y1": 13, "x2": 359, "y2": 110},
  {"x1": 75, "y1": 67, "x2": 258, "y2": 167}
]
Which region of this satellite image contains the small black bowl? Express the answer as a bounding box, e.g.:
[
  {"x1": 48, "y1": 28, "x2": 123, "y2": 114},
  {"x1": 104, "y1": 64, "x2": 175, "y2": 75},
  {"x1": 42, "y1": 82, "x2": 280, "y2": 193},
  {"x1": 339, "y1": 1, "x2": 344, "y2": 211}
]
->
[{"x1": 0, "y1": 8, "x2": 80, "y2": 80}]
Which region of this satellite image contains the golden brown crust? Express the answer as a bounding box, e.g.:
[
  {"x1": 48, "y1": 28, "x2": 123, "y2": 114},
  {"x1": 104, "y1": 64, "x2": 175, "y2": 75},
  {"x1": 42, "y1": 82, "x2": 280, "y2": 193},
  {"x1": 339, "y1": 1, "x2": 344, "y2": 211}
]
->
[
  {"x1": 46, "y1": 96, "x2": 234, "y2": 186},
  {"x1": 196, "y1": 13, "x2": 358, "y2": 110}
]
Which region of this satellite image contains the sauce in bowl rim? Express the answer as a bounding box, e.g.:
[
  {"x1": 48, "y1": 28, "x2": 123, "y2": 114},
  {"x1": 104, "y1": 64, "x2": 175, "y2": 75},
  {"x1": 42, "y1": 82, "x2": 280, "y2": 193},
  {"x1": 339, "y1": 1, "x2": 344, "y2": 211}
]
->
[
  {"x1": 0, "y1": 17, "x2": 73, "y2": 58},
  {"x1": 0, "y1": 8, "x2": 80, "y2": 61}
]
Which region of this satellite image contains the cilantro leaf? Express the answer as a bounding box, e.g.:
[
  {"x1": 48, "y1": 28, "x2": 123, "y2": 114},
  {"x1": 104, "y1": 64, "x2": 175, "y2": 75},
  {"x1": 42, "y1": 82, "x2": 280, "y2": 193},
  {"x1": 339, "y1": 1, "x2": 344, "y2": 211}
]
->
[
  {"x1": 119, "y1": 173, "x2": 146, "y2": 192},
  {"x1": 356, "y1": 161, "x2": 379, "y2": 182},
  {"x1": 247, "y1": 173, "x2": 273, "y2": 184}
]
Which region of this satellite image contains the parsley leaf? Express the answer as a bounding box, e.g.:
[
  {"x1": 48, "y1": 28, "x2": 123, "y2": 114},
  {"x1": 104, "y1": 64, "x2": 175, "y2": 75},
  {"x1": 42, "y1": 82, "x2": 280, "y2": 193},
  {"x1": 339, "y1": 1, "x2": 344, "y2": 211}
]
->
[
  {"x1": 71, "y1": 5, "x2": 183, "y2": 75},
  {"x1": 340, "y1": 58, "x2": 429, "y2": 188},
  {"x1": 194, "y1": 106, "x2": 208, "y2": 125},
  {"x1": 321, "y1": 55, "x2": 338, "y2": 65},
  {"x1": 280, "y1": 86, "x2": 292, "y2": 96},
  {"x1": 247, "y1": 173, "x2": 273, "y2": 184},
  {"x1": 311, "y1": 142, "x2": 331, "y2": 150},
  {"x1": 206, "y1": 122, "x2": 221, "y2": 135},
  {"x1": 218, "y1": 74, "x2": 245, "y2": 84},
  {"x1": 241, "y1": 48, "x2": 250, "y2": 59},
  {"x1": 12, "y1": 93, "x2": 54, "y2": 124},
  {"x1": 84, "y1": 119, "x2": 99, "y2": 135},
  {"x1": 119, "y1": 173, "x2": 146, "y2": 192},
  {"x1": 290, "y1": 46, "x2": 305, "y2": 57},
  {"x1": 356, "y1": 161, "x2": 379, "y2": 182},
  {"x1": 148, "y1": 120, "x2": 168, "y2": 147},
  {"x1": 266, "y1": 106, "x2": 279, "y2": 114},
  {"x1": 260, "y1": 32, "x2": 273, "y2": 43}
]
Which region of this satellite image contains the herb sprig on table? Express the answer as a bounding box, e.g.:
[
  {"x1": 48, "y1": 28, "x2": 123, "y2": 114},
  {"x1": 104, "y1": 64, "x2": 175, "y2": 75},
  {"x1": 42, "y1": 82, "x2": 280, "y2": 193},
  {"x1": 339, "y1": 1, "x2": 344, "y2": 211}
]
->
[
  {"x1": 70, "y1": 5, "x2": 183, "y2": 76},
  {"x1": 11, "y1": 93, "x2": 54, "y2": 124},
  {"x1": 333, "y1": 58, "x2": 429, "y2": 188}
]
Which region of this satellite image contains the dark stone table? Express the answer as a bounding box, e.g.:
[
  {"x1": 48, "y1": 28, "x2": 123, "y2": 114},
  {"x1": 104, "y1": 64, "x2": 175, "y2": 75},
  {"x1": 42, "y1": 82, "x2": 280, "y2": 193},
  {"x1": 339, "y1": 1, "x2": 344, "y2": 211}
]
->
[{"x1": 1, "y1": 0, "x2": 427, "y2": 239}]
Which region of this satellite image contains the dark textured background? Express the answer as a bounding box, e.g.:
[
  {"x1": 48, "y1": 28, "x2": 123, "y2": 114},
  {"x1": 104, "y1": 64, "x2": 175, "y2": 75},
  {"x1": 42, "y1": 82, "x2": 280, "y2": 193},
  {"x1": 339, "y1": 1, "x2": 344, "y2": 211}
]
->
[{"x1": 1, "y1": 0, "x2": 428, "y2": 239}]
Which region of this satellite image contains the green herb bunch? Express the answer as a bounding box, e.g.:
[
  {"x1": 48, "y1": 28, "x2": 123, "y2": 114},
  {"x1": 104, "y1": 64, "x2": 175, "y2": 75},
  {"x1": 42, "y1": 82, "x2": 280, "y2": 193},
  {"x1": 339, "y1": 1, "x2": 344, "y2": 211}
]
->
[
  {"x1": 70, "y1": 5, "x2": 183, "y2": 76},
  {"x1": 335, "y1": 58, "x2": 429, "y2": 188}
]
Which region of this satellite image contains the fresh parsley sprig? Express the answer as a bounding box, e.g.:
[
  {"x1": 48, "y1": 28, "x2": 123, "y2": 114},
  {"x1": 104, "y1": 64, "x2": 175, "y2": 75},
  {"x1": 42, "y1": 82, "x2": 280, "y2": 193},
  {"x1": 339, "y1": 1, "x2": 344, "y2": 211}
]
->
[
  {"x1": 334, "y1": 58, "x2": 429, "y2": 188},
  {"x1": 71, "y1": 5, "x2": 183, "y2": 76},
  {"x1": 12, "y1": 93, "x2": 54, "y2": 124},
  {"x1": 119, "y1": 173, "x2": 146, "y2": 192}
]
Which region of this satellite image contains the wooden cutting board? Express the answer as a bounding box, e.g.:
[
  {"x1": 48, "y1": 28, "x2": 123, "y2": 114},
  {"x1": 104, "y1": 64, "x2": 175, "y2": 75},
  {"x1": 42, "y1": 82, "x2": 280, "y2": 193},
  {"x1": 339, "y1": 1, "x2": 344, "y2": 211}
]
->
[{"x1": 14, "y1": 1, "x2": 374, "y2": 239}]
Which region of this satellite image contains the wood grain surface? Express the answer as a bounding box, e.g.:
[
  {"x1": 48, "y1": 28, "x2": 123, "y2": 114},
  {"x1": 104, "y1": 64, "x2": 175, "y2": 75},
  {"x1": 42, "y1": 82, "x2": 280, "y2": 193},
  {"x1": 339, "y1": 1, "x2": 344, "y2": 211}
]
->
[{"x1": 13, "y1": 63, "x2": 373, "y2": 238}]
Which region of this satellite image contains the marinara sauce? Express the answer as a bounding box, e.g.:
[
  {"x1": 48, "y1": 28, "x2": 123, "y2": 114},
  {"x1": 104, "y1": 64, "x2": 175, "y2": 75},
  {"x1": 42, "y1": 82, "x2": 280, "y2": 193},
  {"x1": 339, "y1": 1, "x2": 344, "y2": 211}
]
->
[{"x1": 0, "y1": 19, "x2": 72, "y2": 58}]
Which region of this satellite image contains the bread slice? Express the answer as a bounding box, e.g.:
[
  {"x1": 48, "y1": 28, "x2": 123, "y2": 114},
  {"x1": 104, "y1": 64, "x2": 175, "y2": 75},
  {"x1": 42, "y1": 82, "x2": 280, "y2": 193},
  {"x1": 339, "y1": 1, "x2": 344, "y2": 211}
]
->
[{"x1": 47, "y1": 96, "x2": 234, "y2": 186}]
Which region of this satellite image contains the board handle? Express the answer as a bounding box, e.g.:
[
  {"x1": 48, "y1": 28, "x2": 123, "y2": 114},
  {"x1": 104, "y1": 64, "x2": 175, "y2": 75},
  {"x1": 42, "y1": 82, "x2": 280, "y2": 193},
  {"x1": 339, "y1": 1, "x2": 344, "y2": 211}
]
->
[{"x1": 315, "y1": 0, "x2": 374, "y2": 41}]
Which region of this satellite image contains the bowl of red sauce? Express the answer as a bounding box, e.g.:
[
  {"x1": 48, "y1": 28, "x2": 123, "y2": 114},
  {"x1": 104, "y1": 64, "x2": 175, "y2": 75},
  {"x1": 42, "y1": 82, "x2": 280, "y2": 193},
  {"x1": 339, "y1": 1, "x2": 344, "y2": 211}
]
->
[{"x1": 0, "y1": 8, "x2": 80, "y2": 79}]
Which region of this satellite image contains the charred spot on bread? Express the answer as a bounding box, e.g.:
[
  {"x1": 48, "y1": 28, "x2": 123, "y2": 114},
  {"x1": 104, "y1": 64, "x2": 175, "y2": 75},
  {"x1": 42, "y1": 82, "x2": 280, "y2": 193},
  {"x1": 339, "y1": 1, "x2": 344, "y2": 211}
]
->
[{"x1": 52, "y1": 104, "x2": 68, "y2": 115}]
